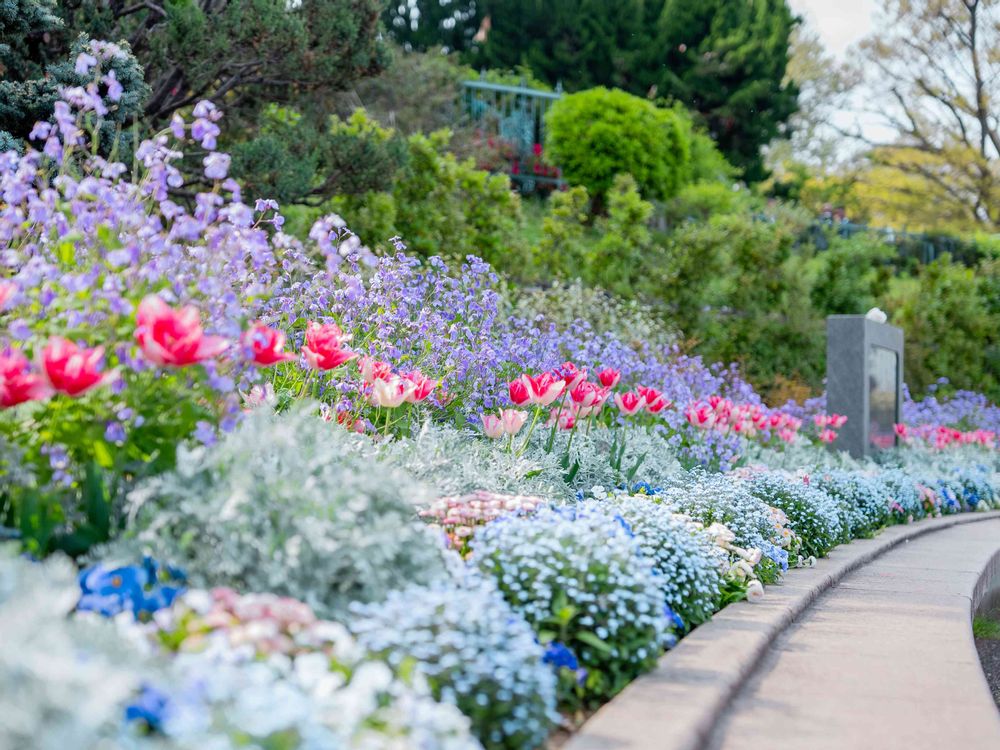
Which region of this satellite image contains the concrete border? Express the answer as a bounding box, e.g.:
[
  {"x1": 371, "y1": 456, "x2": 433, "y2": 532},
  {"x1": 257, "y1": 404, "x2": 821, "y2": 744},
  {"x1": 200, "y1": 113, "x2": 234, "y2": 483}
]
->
[{"x1": 564, "y1": 509, "x2": 1000, "y2": 750}]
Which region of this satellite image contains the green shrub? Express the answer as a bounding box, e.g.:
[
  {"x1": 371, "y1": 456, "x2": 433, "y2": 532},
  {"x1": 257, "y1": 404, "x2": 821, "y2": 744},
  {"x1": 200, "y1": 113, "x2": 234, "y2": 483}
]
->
[
  {"x1": 546, "y1": 88, "x2": 692, "y2": 204},
  {"x1": 533, "y1": 185, "x2": 591, "y2": 278},
  {"x1": 808, "y1": 234, "x2": 894, "y2": 316},
  {"x1": 591, "y1": 175, "x2": 656, "y2": 296}
]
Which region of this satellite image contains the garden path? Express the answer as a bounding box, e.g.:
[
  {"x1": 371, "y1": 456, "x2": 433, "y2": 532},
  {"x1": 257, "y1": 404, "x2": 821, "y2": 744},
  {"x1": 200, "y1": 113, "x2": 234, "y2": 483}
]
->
[
  {"x1": 566, "y1": 513, "x2": 1000, "y2": 750},
  {"x1": 706, "y1": 518, "x2": 1000, "y2": 749}
]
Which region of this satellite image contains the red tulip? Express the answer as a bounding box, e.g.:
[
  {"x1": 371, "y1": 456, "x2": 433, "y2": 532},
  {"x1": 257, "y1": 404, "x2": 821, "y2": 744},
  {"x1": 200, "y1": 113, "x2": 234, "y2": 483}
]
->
[
  {"x1": 521, "y1": 372, "x2": 566, "y2": 406},
  {"x1": 614, "y1": 391, "x2": 646, "y2": 416},
  {"x1": 302, "y1": 321, "x2": 356, "y2": 371},
  {"x1": 359, "y1": 355, "x2": 393, "y2": 384},
  {"x1": 557, "y1": 361, "x2": 586, "y2": 389},
  {"x1": 597, "y1": 368, "x2": 621, "y2": 388},
  {"x1": 39, "y1": 337, "x2": 113, "y2": 397},
  {"x1": 638, "y1": 386, "x2": 671, "y2": 414},
  {"x1": 508, "y1": 377, "x2": 531, "y2": 406},
  {"x1": 569, "y1": 380, "x2": 601, "y2": 408},
  {"x1": 136, "y1": 295, "x2": 228, "y2": 367},
  {"x1": 402, "y1": 371, "x2": 437, "y2": 403},
  {"x1": 893, "y1": 423, "x2": 909, "y2": 441},
  {"x1": 0, "y1": 349, "x2": 51, "y2": 408},
  {"x1": 241, "y1": 322, "x2": 296, "y2": 366}
]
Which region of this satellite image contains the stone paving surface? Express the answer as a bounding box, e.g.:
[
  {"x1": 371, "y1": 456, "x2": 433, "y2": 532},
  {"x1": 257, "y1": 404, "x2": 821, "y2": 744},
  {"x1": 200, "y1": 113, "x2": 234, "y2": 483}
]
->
[
  {"x1": 707, "y1": 519, "x2": 1000, "y2": 750},
  {"x1": 565, "y1": 512, "x2": 1000, "y2": 750}
]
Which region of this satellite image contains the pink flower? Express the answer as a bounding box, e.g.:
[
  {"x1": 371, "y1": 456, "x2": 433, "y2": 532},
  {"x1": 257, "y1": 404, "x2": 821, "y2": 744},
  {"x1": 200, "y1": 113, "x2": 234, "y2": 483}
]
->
[
  {"x1": 370, "y1": 377, "x2": 413, "y2": 408},
  {"x1": 402, "y1": 371, "x2": 437, "y2": 403},
  {"x1": 0, "y1": 349, "x2": 51, "y2": 408},
  {"x1": 508, "y1": 378, "x2": 531, "y2": 406},
  {"x1": 597, "y1": 368, "x2": 621, "y2": 388},
  {"x1": 818, "y1": 429, "x2": 837, "y2": 443},
  {"x1": 638, "y1": 386, "x2": 671, "y2": 414},
  {"x1": 557, "y1": 361, "x2": 586, "y2": 389},
  {"x1": 829, "y1": 413, "x2": 848, "y2": 429},
  {"x1": 135, "y1": 295, "x2": 229, "y2": 367},
  {"x1": 521, "y1": 372, "x2": 565, "y2": 406},
  {"x1": 241, "y1": 322, "x2": 296, "y2": 366},
  {"x1": 779, "y1": 428, "x2": 796, "y2": 443},
  {"x1": 893, "y1": 423, "x2": 909, "y2": 441},
  {"x1": 481, "y1": 412, "x2": 504, "y2": 439},
  {"x1": 813, "y1": 414, "x2": 830, "y2": 428},
  {"x1": 359, "y1": 355, "x2": 393, "y2": 384},
  {"x1": 569, "y1": 380, "x2": 601, "y2": 408},
  {"x1": 0, "y1": 280, "x2": 15, "y2": 310},
  {"x1": 302, "y1": 321, "x2": 356, "y2": 371},
  {"x1": 614, "y1": 391, "x2": 646, "y2": 416},
  {"x1": 500, "y1": 409, "x2": 528, "y2": 435},
  {"x1": 39, "y1": 337, "x2": 113, "y2": 397}
]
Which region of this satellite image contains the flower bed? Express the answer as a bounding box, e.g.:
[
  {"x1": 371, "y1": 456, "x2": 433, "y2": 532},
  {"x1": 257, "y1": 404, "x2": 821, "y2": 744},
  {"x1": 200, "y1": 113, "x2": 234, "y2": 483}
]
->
[{"x1": 2, "y1": 76, "x2": 1000, "y2": 749}]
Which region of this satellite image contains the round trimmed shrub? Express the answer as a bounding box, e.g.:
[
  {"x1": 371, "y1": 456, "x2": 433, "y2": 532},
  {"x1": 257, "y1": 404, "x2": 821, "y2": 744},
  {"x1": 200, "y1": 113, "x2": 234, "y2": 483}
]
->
[
  {"x1": 745, "y1": 473, "x2": 844, "y2": 558},
  {"x1": 350, "y1": 575, "x2": 558, "y2": 750},
  {"x1": 546, "y1": 87, "x2": 692, "y2": 202},
  {"x1": 104, "y1": 409, "x2": 447, "y2": 618},
  {"x1": 604, "y1": 494, "x2": 724, "y2": 629},
  {"x1": 472, "y1": 502, "x2": 669, "y2": 708},
  {"x1": 811, "y1": 470, "x2": 890, "y2": 539}
]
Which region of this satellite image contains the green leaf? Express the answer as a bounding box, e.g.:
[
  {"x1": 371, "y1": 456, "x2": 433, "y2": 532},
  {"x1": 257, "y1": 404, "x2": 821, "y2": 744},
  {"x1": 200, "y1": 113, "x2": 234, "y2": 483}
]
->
[{"x1": 577, "y1": 631, "x2": 613, "y2": 653}]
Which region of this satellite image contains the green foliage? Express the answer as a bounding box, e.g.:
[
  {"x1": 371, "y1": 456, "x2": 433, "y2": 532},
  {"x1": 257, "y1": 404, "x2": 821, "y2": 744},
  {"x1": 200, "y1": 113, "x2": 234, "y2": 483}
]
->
[
  {"x1": 533, "y1": 185, "x2": 591, "y2": 278},
  {"x1": 662, "y1": 182, "x2": 751, "y2": 224},
  {"x1": 591, "y1": 175, "x2": 655, "y2": 297},
  {"x1": 808, "y1": 234, "x2": 894, "y2": 316},
  {"x1": 891, "y1": 256, "x2": 1000, "y2": 402},
  {"x1": 546, "y1": 88, "x2": 692, "y2": 203},
  {"x1": 973, "y1": 615, "x2": 1000, "y2": 640},
  {"x1": 329, "y1": 122, "x2": 529, "y2": 271},
  {"x1": 382, "y1": 0, "x2": 482, "y2": 53}
]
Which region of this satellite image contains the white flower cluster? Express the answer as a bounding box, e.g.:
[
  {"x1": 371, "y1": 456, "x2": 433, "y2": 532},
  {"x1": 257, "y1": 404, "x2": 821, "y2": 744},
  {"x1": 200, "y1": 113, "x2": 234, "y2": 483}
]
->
[
  {"x1": 744, "y1": 472, "x2": 846, "y2": 557},
  {"x1": 0, "y1": 550, "x2": 144, "y2": 750},
  {"x1": 471, "y1": 502, "x2": 668, "y2": 702},
  {"x1": 105, "y1": 409, "x2": 448, "y2": 618},
  {"x1": 658, "y1": 472, "x2": 776, "y2": 550},
  {"x1": 810, "y1": 470, "x2": 890, "y2": 538},
  {"x1": 350, "y1": 574, "x2": 559, "y2": 750},
  {"x1": 590, "y1": 489, "x2": 724, "y2": 628}
]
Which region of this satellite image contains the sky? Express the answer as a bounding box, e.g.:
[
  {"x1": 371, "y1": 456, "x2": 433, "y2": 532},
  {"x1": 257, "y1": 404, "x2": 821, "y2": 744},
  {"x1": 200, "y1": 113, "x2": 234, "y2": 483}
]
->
[{"x1": 787, "y1": 0, "x2": 876, "y2": 59}]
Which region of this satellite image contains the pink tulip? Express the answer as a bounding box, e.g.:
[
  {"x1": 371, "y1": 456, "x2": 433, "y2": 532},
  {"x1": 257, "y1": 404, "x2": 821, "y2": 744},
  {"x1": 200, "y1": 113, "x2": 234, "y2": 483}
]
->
[
  {"x1": 302, "y1": 321, "x2": 356, "y2": 371},
  {"x1": 521, "y1": 372, "x2": 565, "y2": 406},
  {"x1": 39, "y1": 337, "x2": 113, "y2": 397},
  {"x1": 481, "y1": 412, "x2": 505, "y2": 439},
  {"x1": 508, "y1": 377, "x2": 531, "y2": 406},
  {"x1": 638, "y1": 386, "x2": 671, "y2": 414},
  {"x1": 893, "y1": 423, "x2": 909, "y2": 441},
  {"x1": 597, "y1": 368, "x2": 621, "y2": 388},
  {"x1": 813, "y1": 414, "x2": 830, "y2": 428},
  {"x1": 371, "y1": 377, "x2": 413, "y2": 408},
  {"x1": 135, "y1": 295, "x2": 229, "y2": 367},
  {"x1": 359, "y1": 355, "x2": 393, "y2": 384},
  {"x1": 779, "y1": 428, "x2": 796, "y2": 443},
  {"x1": 0, "y1": 349, "x2": 51, "y2": 408},
  {"x1": 241, "y1": 322, "x2": 296, "y2": 366},
  {"x1": 557, "y1": 361, "x2": 586, "y2": 389},
  {"x1": 818, "y1": 429, "x2": 837, "y2": 443},
  {"x1": 614, "y1": 391, "x2": 646, "y2": 416},
  {"x1": 0, "y1": 280, "x2": 14, "y2": 310},
  {"x1": 402, "y1": 371, "x2": 437, "y2": 403},
  {"x1": 569, "y1": 380, "x2": 601, "y2": 408},
  {"x1": 830, "y1": 413, "x2": 848, "y2": 429},
  {"x1": 500, "y1": 409, "x2": 528, "y2": 435}
]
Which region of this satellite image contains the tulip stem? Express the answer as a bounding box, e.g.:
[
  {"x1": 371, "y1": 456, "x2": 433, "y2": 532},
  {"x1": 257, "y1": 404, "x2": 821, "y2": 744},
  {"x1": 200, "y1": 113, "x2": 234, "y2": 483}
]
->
[{"x1": 515, "y1": 407, "x2": 543, "y2": 458}]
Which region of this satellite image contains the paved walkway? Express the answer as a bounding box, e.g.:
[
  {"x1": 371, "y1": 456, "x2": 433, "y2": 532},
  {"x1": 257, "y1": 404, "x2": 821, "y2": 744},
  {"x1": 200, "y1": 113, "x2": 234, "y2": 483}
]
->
[
  {"x1": 566, "y1": 512, "x2": 1000, "y2": 750},
  {"x1": 707, "y1": 518, "x2": 1000, "y2": 750}
]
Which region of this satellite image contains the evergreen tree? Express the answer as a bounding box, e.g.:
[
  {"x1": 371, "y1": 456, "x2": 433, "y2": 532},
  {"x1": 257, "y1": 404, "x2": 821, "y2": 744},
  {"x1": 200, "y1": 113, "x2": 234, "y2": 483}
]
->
[
  {"x1": 383, "y1": 0, "x2": 483, "y2": 52},
  {"x1": 645, "y1": 0, "x2": 799, "y2": 181},
  {"x1": 0, "y1": 0, "x2": 148, "y2": 154}
]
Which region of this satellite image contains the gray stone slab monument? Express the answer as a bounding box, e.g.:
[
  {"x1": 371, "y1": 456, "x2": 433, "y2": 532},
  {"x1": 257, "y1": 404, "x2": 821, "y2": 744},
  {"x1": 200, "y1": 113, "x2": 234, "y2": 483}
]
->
[{"x1": 826, "y1": 314, "x2": 904, "y2": 458}]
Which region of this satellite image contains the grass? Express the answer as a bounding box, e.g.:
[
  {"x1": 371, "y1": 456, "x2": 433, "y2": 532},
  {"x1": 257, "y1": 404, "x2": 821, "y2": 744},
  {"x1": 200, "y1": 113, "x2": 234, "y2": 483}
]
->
[{"x1": 973, "y1": 614, "x2": 1000, "y2": 640}]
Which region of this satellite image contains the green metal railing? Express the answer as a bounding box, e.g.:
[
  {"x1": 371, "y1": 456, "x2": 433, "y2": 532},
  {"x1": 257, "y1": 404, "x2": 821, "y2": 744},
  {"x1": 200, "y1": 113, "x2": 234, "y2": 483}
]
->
[
  {"x1": 805, "y1": 218, "x2": 987, "y2": 266},
  {"x1": 461, "y1": 75, "x2": 566, "y2": 193}
]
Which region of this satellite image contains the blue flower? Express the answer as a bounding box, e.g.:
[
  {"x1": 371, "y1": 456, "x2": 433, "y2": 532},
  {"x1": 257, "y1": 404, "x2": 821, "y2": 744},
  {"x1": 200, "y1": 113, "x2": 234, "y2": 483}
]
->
[
  {"x1": 542, "y1": 641, "x2": 580, "y2": 671},
  {"x1": 124, "y1": 683, "x2": 172, "y2": 731},
  {"x1": 663, "y1": 605, "x2": 685, "y2": 632},
  {"x1": 78, "y1": 557, "x2": 186, "y2": 619}
]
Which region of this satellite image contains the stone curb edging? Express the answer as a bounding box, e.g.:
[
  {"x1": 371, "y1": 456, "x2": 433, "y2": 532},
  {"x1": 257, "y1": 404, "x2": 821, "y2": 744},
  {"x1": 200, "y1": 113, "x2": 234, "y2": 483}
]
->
[{"x1": 563, "y1": 509, "x2": 1000, "y2": 750}]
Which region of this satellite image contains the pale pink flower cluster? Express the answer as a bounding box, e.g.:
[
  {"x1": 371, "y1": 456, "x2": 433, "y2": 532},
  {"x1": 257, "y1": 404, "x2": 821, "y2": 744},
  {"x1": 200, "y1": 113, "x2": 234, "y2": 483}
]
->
[
  {"x1": 418, "y1": 491, "x2": 546, "y2": 555},
  {"x1": 359, "y1": 355, "x2": 438, "y2": 408},
  {"x1": 894, "y1": 423, "x2": 997, "y2": 450},
  {"x1": 685, "y1": 396, "x2": 803, "y2": 443}
]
